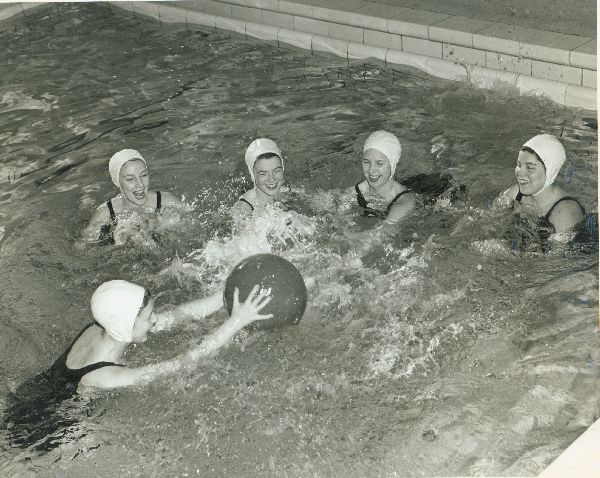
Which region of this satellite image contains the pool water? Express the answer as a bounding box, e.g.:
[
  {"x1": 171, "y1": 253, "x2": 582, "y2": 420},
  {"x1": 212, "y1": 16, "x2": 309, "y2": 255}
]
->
[{"x1": 0, "y1": 3, "x2": 597, "y2": 476}]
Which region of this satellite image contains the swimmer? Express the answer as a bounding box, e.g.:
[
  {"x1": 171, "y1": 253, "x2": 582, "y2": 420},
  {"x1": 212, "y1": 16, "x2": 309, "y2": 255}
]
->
[
  {"x1": 231, "y1": 138, "x2": 289, "y2": 218},
  {"x1": 3, "y1": 280, "x2": 270, "y2": 450},
  {"x1": 9, "y1": 280, "x2": 270, "y2": 391},
  {"x1": 80, "y1": 149, "x2": 184, "y2": 245},
  {"x1": 354, "y1": 130, "x2": 415, "y2": 223},
  {"x1": 330, "y1": 131, "x2": 418, "y2": 256},
  {"x1": 496, "y1": 134, "x2": 586, "y2": 235}
]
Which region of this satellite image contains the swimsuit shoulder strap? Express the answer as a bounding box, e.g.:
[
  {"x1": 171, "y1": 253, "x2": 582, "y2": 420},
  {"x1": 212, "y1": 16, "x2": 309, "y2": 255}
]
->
[
  {"x1": 156, "y1": 191, "x2": 161, "y2": 213},
  {"x1": 239, "y1": 197, "x2": 255, "y2": 211},
  {"x1": 387, "y1": 189, "x2": 412, "y2": 212},
  {"x1": 75, "y1": 361, "x2": 125, "y2": 376},
  {"x1": 515, "y1": 191, "x2": 523, "y2": 202},
  {"x1": 56, "y1": 323, "x2": 125, "y2": 381},
  {"x1": 544, "y1": 196, "x2": 586, "y2": 221},
  {"x1": 355, "y1": 182, "x2": 368, "y2": 208},
  {"x1": 106, "y1": 199, "x2": 116, "y2": 220}
]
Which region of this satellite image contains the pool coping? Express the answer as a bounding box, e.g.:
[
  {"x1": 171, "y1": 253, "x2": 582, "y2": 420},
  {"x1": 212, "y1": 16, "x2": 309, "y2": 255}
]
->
[
  {"x1": 0, "y1": 1, "x2": 598, "y2": 476},
  {"x1": 100, "y1": 0, "x2": 599, "y2": 110}
]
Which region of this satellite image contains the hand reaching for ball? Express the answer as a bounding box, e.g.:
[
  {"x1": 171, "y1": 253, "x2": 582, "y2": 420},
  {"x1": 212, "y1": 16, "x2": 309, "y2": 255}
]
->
[{"x1": 229, "y1": 285, "x2": 273, "y2": 327}]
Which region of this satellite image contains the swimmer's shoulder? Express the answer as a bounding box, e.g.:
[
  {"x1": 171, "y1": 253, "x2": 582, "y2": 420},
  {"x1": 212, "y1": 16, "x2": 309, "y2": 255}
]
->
[
  {"x1": 89, "y1": 197, "x2": 118, "y2": 224},
  {"x1": 391, "y1": 180, "x2": 414, "y2": 203},
  {"x1": 355, "y1": 180, "x2": 368, "y2": 195},
  {"x1": 232, "y1": 189, "x2": 256, "y2": 214},
  {"x1": 392, "y1": 179, "x2": 411, "y2": 194},
  {"x1": 157, "y1": 190, "x2": 182, "y2": 207},
  {"x1": 547, "y1": 193, "x2": 586, "y2": 232},
  {"x1": 505, "y1": 184, "x2": 520, "y2": 200}
]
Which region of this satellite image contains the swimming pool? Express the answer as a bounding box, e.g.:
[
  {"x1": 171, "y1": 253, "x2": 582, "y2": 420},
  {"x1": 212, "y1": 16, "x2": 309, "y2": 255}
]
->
[{"x1": 0, "y1": 3, "x2": 597, "y2": 476}]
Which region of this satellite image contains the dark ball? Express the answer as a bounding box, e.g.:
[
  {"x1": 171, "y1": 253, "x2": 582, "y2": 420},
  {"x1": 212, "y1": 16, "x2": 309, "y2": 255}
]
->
[{"x1": 224, "y1": 254, "x2": 307, "y2": 329}]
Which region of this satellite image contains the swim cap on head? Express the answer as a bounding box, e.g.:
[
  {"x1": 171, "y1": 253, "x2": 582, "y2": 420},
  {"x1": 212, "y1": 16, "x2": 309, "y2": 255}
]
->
[
  {"x1": 522, "y1": 134, "x2": 566, "y2": 194},
  {"x1": 363, "y1": 130, "x2": 402, "y2": 178},
  {"x1": 91, "y1": 280, "x2": 146, "y2": 343},
  {"x1": 244, "y1": 138, "x2": 283, "y2": 183},
  {"x1": 109, "y1": 149, "x2": 147, "y2": 188}
]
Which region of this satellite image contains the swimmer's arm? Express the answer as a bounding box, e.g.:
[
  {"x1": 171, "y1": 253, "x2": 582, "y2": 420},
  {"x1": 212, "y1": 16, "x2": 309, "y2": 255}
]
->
[
  {"x1": 549, "y1": 200, "x2": 586, "y2": 233},
  {"x1": 80, "y1": 361, "x2": 182, "y2": 389},
  {"x1": 80, "y1": 288, "x2": 272, "y2": 389},
  {"x1": 152, "y1": 291, "x2": 224, "y2": 332},
  {"x1": 493, "y1": 184, "x2": 519, "y2": 209},
  {"x1": 78, "y1": 204, "x2": 111, "y2": 244}
]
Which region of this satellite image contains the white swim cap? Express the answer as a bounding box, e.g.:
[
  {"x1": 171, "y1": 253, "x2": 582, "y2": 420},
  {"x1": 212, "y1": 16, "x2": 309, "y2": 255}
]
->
[
  {"x1": 363, "y1": 130, "x2": 402, "y2": 178},
  {"x1": 244, "y1": 138, "x2": 283, "y2": 183},
  {"x1": 109, "y1": 149, "x2": 147, "y2": 188},
  {"x1": 522, "y1": 134, "x2": 566, "y2": 194},
  {"x1": 91, "y1": 280, "x2": 146, "y2": 343}
]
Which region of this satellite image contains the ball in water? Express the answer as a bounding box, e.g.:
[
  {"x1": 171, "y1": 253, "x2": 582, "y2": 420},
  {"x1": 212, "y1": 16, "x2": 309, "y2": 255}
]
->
[{"x1": 224, "y1": 254, "x2": 307, "y2": 329}]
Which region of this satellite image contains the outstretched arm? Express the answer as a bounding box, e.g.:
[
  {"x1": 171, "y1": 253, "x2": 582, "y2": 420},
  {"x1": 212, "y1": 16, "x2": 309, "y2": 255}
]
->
[
  {"x1": 80, "y1": 286, "x2": 272, "y2": 389},
  {"x1": 152, "y1": 291, "x2": 224, "y2": 332}
]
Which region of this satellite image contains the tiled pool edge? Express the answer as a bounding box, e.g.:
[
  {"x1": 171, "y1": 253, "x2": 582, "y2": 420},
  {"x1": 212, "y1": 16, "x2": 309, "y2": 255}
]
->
[{"x1": 109, "y1": 0, "x2": 598, "y2": 111}]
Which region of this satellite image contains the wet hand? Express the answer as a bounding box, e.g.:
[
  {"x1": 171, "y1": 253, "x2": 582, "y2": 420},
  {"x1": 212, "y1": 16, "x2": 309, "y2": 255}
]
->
[{"x1": 230, "y1": 285, "x2": 273, "y2": 327}]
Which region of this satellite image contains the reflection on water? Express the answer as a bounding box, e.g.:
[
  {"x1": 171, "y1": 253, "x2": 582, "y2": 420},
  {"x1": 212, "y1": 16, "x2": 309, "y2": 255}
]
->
[{"x1": 0, "y1": 3, "x2": 597, "y2": 476}]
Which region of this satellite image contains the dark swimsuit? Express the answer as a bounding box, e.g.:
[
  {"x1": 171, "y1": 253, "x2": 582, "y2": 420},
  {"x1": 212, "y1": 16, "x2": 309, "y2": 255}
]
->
[
  {"x1": 3, "y1": 323, "x2": 123, "y2": 451},
  {"x1": 355, "y1": 182, "x2": 412, "y2": 219},
  {"x1": 98, "y1": 191, "x2": 162, "y2": 245},
  {"x1": 511, "y1": 192, "x2": 594, "y2": 252},
  {"x1": 514, "y1": 192, "x2": 586, "y2": 233}
]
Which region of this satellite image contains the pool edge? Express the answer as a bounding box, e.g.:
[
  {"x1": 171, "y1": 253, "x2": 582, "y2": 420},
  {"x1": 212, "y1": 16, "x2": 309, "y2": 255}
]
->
[{"x1": 114, "y1": 0, "x2": 597, "y2": 111}]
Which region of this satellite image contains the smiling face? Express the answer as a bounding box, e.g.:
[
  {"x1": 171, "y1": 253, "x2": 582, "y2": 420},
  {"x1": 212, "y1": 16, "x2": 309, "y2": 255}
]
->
[
  {"x1": 253, "y1": 155, "x2": 284, "y2": 199},
  {"x1": 515, "y1": 149, "x2": 546, "y2": 196},
  {"x1": 131, "y1": 296, "x2": 156, "y2": 343},
  {"x1": 362, "y1": 148, "x2": 391, "y2": 189},
  {"x1": 119, "y1": 159, "x2": 149, "y2": 206}
]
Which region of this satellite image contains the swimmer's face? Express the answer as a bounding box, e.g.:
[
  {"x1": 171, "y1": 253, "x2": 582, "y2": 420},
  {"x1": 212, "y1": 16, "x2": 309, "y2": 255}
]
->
[
  {"x1": 132, "y1": 297, "x2": 156, "y2": 343},
  {"x1": 362, "y1": 148, "x2": 391, "y2": 188},
  {"x1": 119, "y1": 159, "x2": 149, "y2": 206},
  {"x1": 253, "y1": 155, "x2": 284, "y2": 198},
  {"x1": 515, "y1": 150, "x2": 545, "y2": 195}
]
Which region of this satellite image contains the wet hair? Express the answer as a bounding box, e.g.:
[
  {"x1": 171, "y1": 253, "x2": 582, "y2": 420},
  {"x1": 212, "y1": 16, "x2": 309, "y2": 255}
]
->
[
  {"x1": 256, "y1": 152, "x2": 281, "y2": 161},
  {"x1": 521, "y1": 146, "x2": 546, "y2": 171}
]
